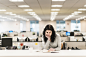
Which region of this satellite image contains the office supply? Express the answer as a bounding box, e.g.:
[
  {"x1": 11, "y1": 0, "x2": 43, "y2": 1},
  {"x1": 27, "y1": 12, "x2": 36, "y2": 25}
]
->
[
  {"x1": 2, "y1": 34, "x2": 7, "y2": 37},
  {"x1": 51, "y1": 51, "x2": 59, "y2": 53},
  {"x1": 22, "y1": 45, "x2": 29, "y2": 50},
  {"x1": 13, "y1": 46, "x2": 17, "y2": 49}
]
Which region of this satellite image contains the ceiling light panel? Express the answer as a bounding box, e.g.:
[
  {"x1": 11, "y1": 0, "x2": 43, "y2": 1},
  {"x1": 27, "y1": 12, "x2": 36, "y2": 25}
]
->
[
  {"x1": 0, "y1": 9, "x2": 6, "y2": 11},
  {"x1": 78, "y1": 9, "x2": 86, "y2": 11},
  {"x1": 18, "y1": 5, "x2": 29, "y2": 7},
  {"x1": 5, "y1": 12, "x2": 29, "y2": 21},
  {"x1": 76, "y1": 16, "x2": 86, "y2": 20},
  {"x1": 50, "y1": 12, "x2": 58, "y2": 21},
  {"x1": 63, "y1": 11, "x2": 82, "y2": 21},
  {"x1": 0, "y1": 15, "x2": 17, "y2": 21},
  {"x1": 15, "y1": 15, "x2": 29, "y2": 21},
  {"x1": 9, "y1": 0, "x2": 24, "y2": 2},
  {"x1": 52, "y1": 0, "x2": 65, "y2": 1},
  {"x1": 28, "y1": 12, "x2": 41, "y2": 21},
  {"x1": 51, "y1": 5, "x2": 62, "y2": 7},
  {"x1": 5, "y1": 12, "x2": 12, "y2": 14},
  {"x1": 51, "y1": 9, "x2": 60, "y2": 11},
  {"x1": 24, "y1": 9, "x2": 33, "y2": 11}
]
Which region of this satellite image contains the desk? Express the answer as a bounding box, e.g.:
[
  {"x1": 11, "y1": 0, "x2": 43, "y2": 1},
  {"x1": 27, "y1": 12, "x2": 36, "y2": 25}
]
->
[{"x1": 0, "y1": 50, "x2": 86, "y2": 57}]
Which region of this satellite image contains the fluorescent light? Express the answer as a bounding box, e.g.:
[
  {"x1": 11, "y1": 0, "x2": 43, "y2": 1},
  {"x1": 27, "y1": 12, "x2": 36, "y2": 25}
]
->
[
  {"x1": 18, "y1": 5, "x2": 29, "y2": 7},
  {"x1": 15, "y1": 15, "x2": 20, "y2": 17},
  {"x1": 0, "y1": 15, "x2": 17, "y2": 21},
  {"x1": 0, "y1": 9, "x2": 6, "y2": 11},
  {"x1": 32, "y1": 15, "x2": 41, "y2": 21},
  {"x1": 14, "y1": 15, "x2": 29, "y2": 21},
  {"x1": 24, "y1": 9, "x2": 33, "y2": 11},
  {"x1": 2, "y1": 17, "x2": 8, "y2": 18},
  {"x1": 72, "y1": 13, "x2": 78, "y2": 15},
  {"x1": 15, "y1": 19, "x2": 17, "y2": 21},
  {"x1": 74, "y1": 11, "x2": 82, "y2": 13},
  {"x1": 5, "y1": 12, "x2": 12, "y2": 14},
  {"x1": 28, "y1": 12, "x2": 36, "y2": 15},
  {"x1": 51, "y1": 9, "x2": 60, "y2": 11},
  {"x1": 83, "y1": 16, "x2": 86, "y2": 18},
  {"x1": 52, "y1": 0, "x2": 65, "y2": 1},
  {"x1": 27, "y1": 20, "x2": 29, "y2": 21},
  {"x1": 10, "y1": 13, "x2": 16, "y2": 15},
  {"x1": 76, "y1": 16, "x2": 86, "y2": 20},
  {"x1": 28, "y1": 12, "x2": 41, "y2": 21},
  {"x1": 84, "y1": 5, "x2": 86, "y2": 7},
  {"x1": 71, "y1": 11, "x2": 82, "y2": 16},
  {"x1": 51, "y1": 12, "x2": 58, "y2": 13},
  {"x1": 51, "y1": 5, "x2": 62, "y2": 7},
  {"x1": 63, "y1": 14, "x2": 75, "y2": 20},
  {"x1": 50, "y1": 12, "x2": 58, "y2": 21},
  {"x1": 78, "y1": 9, "x2": 86, "y2": 11},
  {"x1": 9, "y1": 0, "x2": 24, "y2": 2}
]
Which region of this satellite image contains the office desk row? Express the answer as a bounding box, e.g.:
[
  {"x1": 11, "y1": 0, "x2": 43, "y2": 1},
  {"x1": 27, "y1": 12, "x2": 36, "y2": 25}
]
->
[{"x1": 0, "y1": 50, "x2": 86, "y2": 57}]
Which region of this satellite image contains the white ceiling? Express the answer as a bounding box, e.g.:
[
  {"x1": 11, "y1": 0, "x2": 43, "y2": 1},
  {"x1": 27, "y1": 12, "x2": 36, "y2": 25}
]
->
[{"x1": 0, "y1": 0, "x2": 86, "y2": 21}]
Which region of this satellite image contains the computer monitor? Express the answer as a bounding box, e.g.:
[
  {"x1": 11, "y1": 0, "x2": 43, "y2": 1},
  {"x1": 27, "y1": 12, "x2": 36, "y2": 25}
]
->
[
  {"x1": 66, "y1": 32, "x2": 70, "y2": 36},
  {"x1": 0, "y1": 34, "x2": 1, "y2": 40},
  {"x1": 2, "y1": 38, "x2": 12, "y2": 47},
  {"x1": 9, "y1": 30, "x2": 13, "y2": 33},
  {"x1": 70, "y1": 32, "x2": 74, "y2": 36}
]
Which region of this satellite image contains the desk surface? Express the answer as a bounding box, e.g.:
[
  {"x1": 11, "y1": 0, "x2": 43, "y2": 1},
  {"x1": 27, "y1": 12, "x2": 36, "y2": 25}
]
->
[{"x1": 0, "y1": 50, "x2": 86, "y2": 57}]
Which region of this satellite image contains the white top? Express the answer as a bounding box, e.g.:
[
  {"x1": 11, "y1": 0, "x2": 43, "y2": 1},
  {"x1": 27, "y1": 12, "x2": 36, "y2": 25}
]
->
[{"x1": 42, "y1": 34, "x2": 61, "y2": 51}]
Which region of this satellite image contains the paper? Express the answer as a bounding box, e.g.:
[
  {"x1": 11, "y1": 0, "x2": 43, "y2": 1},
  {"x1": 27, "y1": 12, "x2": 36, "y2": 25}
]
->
[{"x1": 42, "y1": 50, "x2": 59, "y2": 53}]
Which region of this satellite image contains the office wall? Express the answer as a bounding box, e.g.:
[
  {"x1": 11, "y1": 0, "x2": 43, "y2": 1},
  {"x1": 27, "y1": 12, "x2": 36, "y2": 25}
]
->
[
  {"x1": 81, "y1": 20, "x2": 86, "y2": 32},
  {"x1": 26, "y1": 21, "x2": 30, "y2": 31},
  {"x1": 0, "y1": 20, "x2": 85, "y2": 34},
  {"x1": 0, "y1": 21, "x2": 20, "y2": 33},
  {"x1": 65, "y1": 21, "x2": 71, "y2": 32},
  {"x1": 39, "y1": 21, "x2": 56, "y2": 36},
  {"x1": 21, "y1": 21, "x2": 26, "y2": 31}
]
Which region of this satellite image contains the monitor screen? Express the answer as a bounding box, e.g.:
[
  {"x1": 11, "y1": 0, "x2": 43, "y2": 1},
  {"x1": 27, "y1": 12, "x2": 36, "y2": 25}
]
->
[
  {"x1": 9, "y1": 30, "x2": 13, "y2": 33},
  {"x1": 70, "y1": 32, "x2": 74, "y2": 36},
  {"x1": 2, "y1": 38, "x2": 12, "y2": 47},
  {"x1": 66, "y1": 32, "x2": 70, "y2": 36}
]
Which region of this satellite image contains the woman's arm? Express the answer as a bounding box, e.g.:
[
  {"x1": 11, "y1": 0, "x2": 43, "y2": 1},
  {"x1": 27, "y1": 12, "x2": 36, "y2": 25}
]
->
[
  {"x1": 55, "y1": 34, "x2": 61, "y2": 51},
  {"x1": 42, "y1": 37, "x2": 50, "y2": 50}
]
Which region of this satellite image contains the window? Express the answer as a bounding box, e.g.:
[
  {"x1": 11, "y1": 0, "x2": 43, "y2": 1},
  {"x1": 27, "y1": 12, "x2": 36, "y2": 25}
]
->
[
  {"x1": 56, "y1": 20, "x2": 65, "y2": 31},
  {"x1": 30, "y1": 21, "x2": 39, "y2": 36},
  {"x1": 71, "y1": 20, "x2": 81, "y2": 32}
]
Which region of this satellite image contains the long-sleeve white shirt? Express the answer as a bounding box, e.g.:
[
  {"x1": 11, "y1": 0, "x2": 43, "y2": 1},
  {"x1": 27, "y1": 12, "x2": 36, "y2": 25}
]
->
[{"x1": 42, "y1": 34, "x2": 61, "y2": 51}]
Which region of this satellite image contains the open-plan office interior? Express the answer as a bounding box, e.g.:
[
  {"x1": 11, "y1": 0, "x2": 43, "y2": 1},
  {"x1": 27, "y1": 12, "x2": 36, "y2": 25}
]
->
[{"x1": 0, "y1": 0, "x2": 86, "y2": 57}]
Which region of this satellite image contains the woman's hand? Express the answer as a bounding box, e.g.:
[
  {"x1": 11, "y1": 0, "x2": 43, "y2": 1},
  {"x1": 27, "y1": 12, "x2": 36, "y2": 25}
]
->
[
  {"x1": 48, "y1": 48, "x2": 55, "y2": 51},
  {"x1": 46, "y1": 36, "x2": 50, "y2": 41}
]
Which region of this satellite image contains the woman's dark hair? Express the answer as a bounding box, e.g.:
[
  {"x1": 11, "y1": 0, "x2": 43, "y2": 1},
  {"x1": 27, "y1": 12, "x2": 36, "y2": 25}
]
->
[{"x1": 43, "y1": 24, "x2": 56, "y2": 43}]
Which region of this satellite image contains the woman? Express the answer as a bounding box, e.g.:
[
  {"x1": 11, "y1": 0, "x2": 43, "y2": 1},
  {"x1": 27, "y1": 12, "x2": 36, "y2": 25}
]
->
[{"x1": 42, "y1": 24, "x2": 61, "y2": 51}]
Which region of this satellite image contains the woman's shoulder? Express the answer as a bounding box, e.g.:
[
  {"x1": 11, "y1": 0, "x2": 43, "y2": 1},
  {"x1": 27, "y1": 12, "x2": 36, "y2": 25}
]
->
[
  {"x1": 56, "y1": 33, "x2": 60, "y2": 37},
  {"x1": 55, "y1": 33, "x2": 61, "y2": 40}
]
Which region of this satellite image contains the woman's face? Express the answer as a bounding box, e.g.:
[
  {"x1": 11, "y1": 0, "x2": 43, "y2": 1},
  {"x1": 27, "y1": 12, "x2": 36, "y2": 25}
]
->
[{"x1": 45, "y1": 30, "x2": 52, "y2": 37}]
